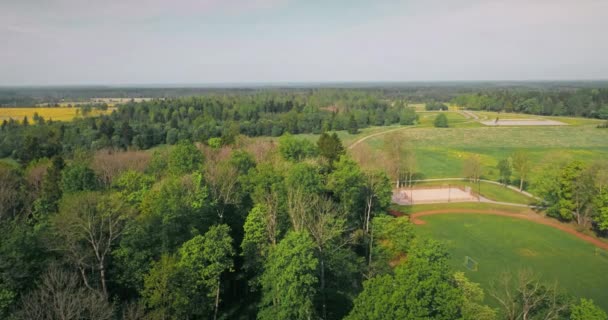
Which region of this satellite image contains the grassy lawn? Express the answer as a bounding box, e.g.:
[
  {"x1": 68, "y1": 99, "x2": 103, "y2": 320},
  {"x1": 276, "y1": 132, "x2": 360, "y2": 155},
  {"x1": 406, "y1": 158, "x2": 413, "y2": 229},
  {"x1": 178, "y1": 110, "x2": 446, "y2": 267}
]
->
[
  {"x1": 412, "y1": 180, "x2": 534, "y2": 204},
  {"x1": 414, "y1": 214, "x2": 608, "y2": 311},
  {"x1": 359, "y1": 124, "x2": 608, "y2": 184}
]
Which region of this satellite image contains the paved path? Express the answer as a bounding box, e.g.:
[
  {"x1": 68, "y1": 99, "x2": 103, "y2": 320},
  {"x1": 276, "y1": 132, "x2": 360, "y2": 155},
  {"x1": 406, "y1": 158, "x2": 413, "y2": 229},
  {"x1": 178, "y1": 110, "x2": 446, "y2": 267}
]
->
[{"x1": 396, "y1": 209, "x2": 608, "y2": 251}]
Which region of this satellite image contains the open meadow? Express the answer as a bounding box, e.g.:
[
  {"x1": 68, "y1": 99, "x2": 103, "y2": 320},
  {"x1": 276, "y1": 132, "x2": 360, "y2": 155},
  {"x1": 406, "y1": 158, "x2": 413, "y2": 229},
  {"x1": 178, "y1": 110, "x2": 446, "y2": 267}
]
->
[
  {"x1": 350, "y1": 110, "x2": 608, "y2": 186},
  {"x1": 414, "y1": 213, "x2": 608, "y2": 311}
]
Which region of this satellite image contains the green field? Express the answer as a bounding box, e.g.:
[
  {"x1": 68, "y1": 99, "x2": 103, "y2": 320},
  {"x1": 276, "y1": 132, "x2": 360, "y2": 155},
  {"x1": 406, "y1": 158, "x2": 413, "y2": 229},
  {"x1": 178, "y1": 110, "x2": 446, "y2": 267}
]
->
[
  {"x1": 414, "y1": 214, "x2": 608, "y2": 311},
  {"x1": 357, "y1": 117, "x2": 608, "y2": 184}
]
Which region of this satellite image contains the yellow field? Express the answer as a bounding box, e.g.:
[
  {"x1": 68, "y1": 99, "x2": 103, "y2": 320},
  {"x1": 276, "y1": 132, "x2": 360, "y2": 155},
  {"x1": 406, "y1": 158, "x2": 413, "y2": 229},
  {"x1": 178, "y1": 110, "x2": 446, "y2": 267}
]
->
[{"x1": 0, "y1": 107, "x2": 115, "y2": 122}]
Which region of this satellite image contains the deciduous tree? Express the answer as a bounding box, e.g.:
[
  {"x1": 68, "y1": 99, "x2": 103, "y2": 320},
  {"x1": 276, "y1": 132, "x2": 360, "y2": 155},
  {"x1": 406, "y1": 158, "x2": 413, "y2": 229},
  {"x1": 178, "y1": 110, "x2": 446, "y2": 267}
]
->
[{"x1": 258, "y1": 231, "x2": 318, "y2": 320}]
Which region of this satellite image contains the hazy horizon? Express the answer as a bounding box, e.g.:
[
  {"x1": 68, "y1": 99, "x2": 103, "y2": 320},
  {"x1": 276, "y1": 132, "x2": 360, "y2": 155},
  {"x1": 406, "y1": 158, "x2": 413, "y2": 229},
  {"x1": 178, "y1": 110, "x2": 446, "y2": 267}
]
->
[{"x1": 2, "y1": 0, "x2": 608, "y2": 86}]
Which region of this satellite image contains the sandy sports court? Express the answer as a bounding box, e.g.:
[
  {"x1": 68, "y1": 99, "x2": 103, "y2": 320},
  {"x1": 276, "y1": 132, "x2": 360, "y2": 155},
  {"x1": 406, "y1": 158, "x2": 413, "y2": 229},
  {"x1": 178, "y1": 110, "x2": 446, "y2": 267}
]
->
[
  {"x1": 392, "y1": 186, "x2": 478, "y2": 205},
  {"x1": 480, "y1": 119, "x2": 567, "y2": 126}
]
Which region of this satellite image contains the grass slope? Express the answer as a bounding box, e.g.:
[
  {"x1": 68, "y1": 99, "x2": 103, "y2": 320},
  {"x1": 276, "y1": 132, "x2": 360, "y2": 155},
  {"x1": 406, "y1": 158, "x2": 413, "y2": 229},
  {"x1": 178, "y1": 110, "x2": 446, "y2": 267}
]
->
[{"x1": 414, "y1": 214, "x2": 608, "y2": 311}]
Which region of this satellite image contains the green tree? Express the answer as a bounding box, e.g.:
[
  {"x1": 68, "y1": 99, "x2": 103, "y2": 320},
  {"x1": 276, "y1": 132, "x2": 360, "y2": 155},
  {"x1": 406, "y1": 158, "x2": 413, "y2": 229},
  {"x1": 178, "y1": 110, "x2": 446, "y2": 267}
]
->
[
  {"x1": 347, "y1": 114, "x2": 359, "y2": 134},
  {"x1": 369, "y1": 215, "x2": 415, "y2": 275},
  {"x1": 278, "y1": 134, "x2": 317, "y2": 162},
  {"x1": 166, "y1": 128, "x2": 179, "y2": 145},
  {"x1": 542, "y1": 161, "x2": 596, "y2": 225},
  {"x1": 258, "y1": 231, "x2": 318, "y2": 320},
  {"x1": 512, "y1": 151, "x2": 531, "y2": 191},
  {"x1": 179, "y1": 224, "x2": 235, "y2": 320},
  {"x1": 168, "y1": 141, "x2": 203, "y2": 176},
  {"x1": 453, "y1": 272, "x2": 496, "y2": 320},
  {"x1": 571, "y1": 298, "x2": 607, "y2": 320},
  {"x1": 347, "y1": 239, "x2": 463, "y2": 320},
  {"x1": 286, "y1": 163, "x2": 323, "y2": 195},
  {"x1": 434, "y1": 113, "x2": 449, "y2": 128},
  {"x1": 317, "y1": 132, "x2": 345, "y2": 167},
  {"x1": 61, "y1": 163, "x2": 98, "y2": 194},
  {"x1": 399, "y1": 107, "x2": 418, "y2": 125},
  {"x1": 497, "y1": 158, "x2": 512, "y2": 185},
  {"x1": 595, "y1": 190, "x2": 608, "y2": 232},
  {"x1": 142, "y1": 254, "x2": 189, "y2": 320},
  {"x1": 241, "y1": 204, "x2": 272, "y2": 288},
  {"x1": 327, "y1": 156, "x2": 364, "y2": 224}
]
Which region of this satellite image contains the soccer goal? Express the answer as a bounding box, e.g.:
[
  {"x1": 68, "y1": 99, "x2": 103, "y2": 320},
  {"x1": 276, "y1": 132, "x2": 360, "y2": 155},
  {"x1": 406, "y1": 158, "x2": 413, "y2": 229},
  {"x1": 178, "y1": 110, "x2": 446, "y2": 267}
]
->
[
  {"x1": 463, "y1": 256, "x2": 479, "y2": 271},
  {"x1": 595, "y1": 248, "x2": 608, "y2": 260}
]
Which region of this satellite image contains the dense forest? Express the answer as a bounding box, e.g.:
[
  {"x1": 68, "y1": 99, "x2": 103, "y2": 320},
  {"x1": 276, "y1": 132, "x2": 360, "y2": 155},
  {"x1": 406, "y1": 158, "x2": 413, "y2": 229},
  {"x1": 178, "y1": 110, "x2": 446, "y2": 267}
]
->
[
  {"x1": 1, "y1": 86, "x2": 607, "y2": 319},
  {"x1": 0, "y1": 91, "x2": 419, "y2": 160}
]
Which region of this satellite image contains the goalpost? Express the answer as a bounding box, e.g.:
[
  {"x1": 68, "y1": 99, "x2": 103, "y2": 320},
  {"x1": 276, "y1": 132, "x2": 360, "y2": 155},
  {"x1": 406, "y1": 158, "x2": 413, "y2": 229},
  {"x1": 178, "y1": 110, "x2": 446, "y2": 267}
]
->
[{"x1": 463, "y1": 256, "x2": 478, "y2": 271}]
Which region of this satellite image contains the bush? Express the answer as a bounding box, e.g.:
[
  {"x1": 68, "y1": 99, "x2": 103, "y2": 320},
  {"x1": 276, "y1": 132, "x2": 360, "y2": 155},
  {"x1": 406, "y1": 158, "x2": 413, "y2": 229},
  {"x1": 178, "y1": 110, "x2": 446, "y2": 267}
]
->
[{"x1": 434, "y1": 113, "x2": 449, "y2": 128}]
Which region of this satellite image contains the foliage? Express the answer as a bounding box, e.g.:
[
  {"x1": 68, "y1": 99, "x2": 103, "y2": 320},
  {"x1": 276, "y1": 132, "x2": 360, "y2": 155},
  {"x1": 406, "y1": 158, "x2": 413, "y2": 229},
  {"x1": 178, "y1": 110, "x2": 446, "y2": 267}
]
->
[
  {"x1": 168, "y1": 141, "x2": 203, "y2": 176},
  {"x1": 347, "y1": 239, "x2": 465, "y2": 320},
  {"x1": 571, "y1": 298, "x2": 608, "y2": 320},
  {"x1": 317, "y1": 132, "x2": 345, "y2": 167},
  {"x1": 258, "y1": 231, "x2": 318, "y2": 320},
  {"x1": 497, "y1": 158, "x2": 512, "y2": 185},
  {"x1": 278, "y1": 134, "x2": 317, "y2": 162},
  {"x1": 61, "y1": 163, "x2": 99, "y2": 194},
  {"x1": 434, "y1": 113, "x2": 449, "y2": 127},
  {"x1": 453, "y1": 272, "x2": 496, "y2": 320}
]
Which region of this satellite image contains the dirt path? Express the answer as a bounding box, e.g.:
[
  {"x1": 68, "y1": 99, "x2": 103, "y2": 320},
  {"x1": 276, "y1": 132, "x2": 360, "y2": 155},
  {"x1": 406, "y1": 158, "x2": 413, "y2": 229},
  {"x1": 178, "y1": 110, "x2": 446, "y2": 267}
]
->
[
  {"x1": 403, "y1": 209, "x2": 608, "y2": 251},
  {"x1": 348, "y1": 125, "x2": 418, "y2": 150}
]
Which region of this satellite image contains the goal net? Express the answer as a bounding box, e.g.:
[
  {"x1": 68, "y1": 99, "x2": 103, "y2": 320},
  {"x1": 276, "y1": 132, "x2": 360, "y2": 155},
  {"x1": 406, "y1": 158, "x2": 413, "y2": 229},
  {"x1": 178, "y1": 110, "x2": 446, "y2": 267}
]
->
[
  {"x1": 463, "y1": 256, "x2": 478, "y2": 271},
  {"x1": 595, "y1": 248, "x2": 608, "y2": 261}
]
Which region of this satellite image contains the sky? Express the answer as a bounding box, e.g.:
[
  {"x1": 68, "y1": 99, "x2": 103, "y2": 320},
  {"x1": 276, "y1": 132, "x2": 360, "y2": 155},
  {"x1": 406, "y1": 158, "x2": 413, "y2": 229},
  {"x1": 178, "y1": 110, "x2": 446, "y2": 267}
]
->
[{"x1": 1, "y1": 0, "x2": 608, "y2": 85}]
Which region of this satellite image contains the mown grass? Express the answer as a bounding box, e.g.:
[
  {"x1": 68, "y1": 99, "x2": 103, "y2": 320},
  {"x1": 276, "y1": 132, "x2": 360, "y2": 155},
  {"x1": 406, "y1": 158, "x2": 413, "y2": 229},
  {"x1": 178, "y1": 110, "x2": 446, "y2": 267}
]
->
[
  {"x1": 0, "y1": 107, "x2": 115, "y2": 122},
  {"x1": 360, "y1": 124, "x2": 608, "y2": 183},
  {"x1": 412, "y1": 180, "x2": 534, "y2": 204},
  {"x1": 414, "y1": 214, "x2": 608, "y2": 311}
]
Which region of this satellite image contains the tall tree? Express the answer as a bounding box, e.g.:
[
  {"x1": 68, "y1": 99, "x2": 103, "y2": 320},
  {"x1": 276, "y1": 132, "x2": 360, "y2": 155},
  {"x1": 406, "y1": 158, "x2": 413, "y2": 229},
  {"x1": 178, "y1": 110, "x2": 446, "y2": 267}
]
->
[
  {"x1": 317, "y1": 132, "x2": 345, "y2": 167},
  {"x1": 168, "y1": 141, "x2": 203, "y2": 176},
  {"x1": 497, "y1": 158, "x2": 512, "y2": 185},
  {"x1": 258, "y1": 231, "x2": 318, "y2": 320},
  {"x1": 51, "y1": 192, "x2": 132, "y2": 297},
  {"x1": 178, "y1": 224, "x2": 235, "y2": 320},
  {"x1": 512, "y1": 151, "x2": 531, "y2": 191},
  {"x1": 463, "y1": 154, "x2": 482, "y2": 182},
  {"x1": 346, "y1": 240, "x2": 464, "y2": 320}
]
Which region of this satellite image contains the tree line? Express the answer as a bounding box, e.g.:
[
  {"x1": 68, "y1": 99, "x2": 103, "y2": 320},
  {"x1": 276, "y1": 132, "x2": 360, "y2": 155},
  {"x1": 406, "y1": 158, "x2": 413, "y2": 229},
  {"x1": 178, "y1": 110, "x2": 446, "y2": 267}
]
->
[
  {"x1": 0, "y1": 91, "x2": 419, "y2": 161},
  {"x1": 452, "y1": 89, "x2": 608, "y2": 118}
]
